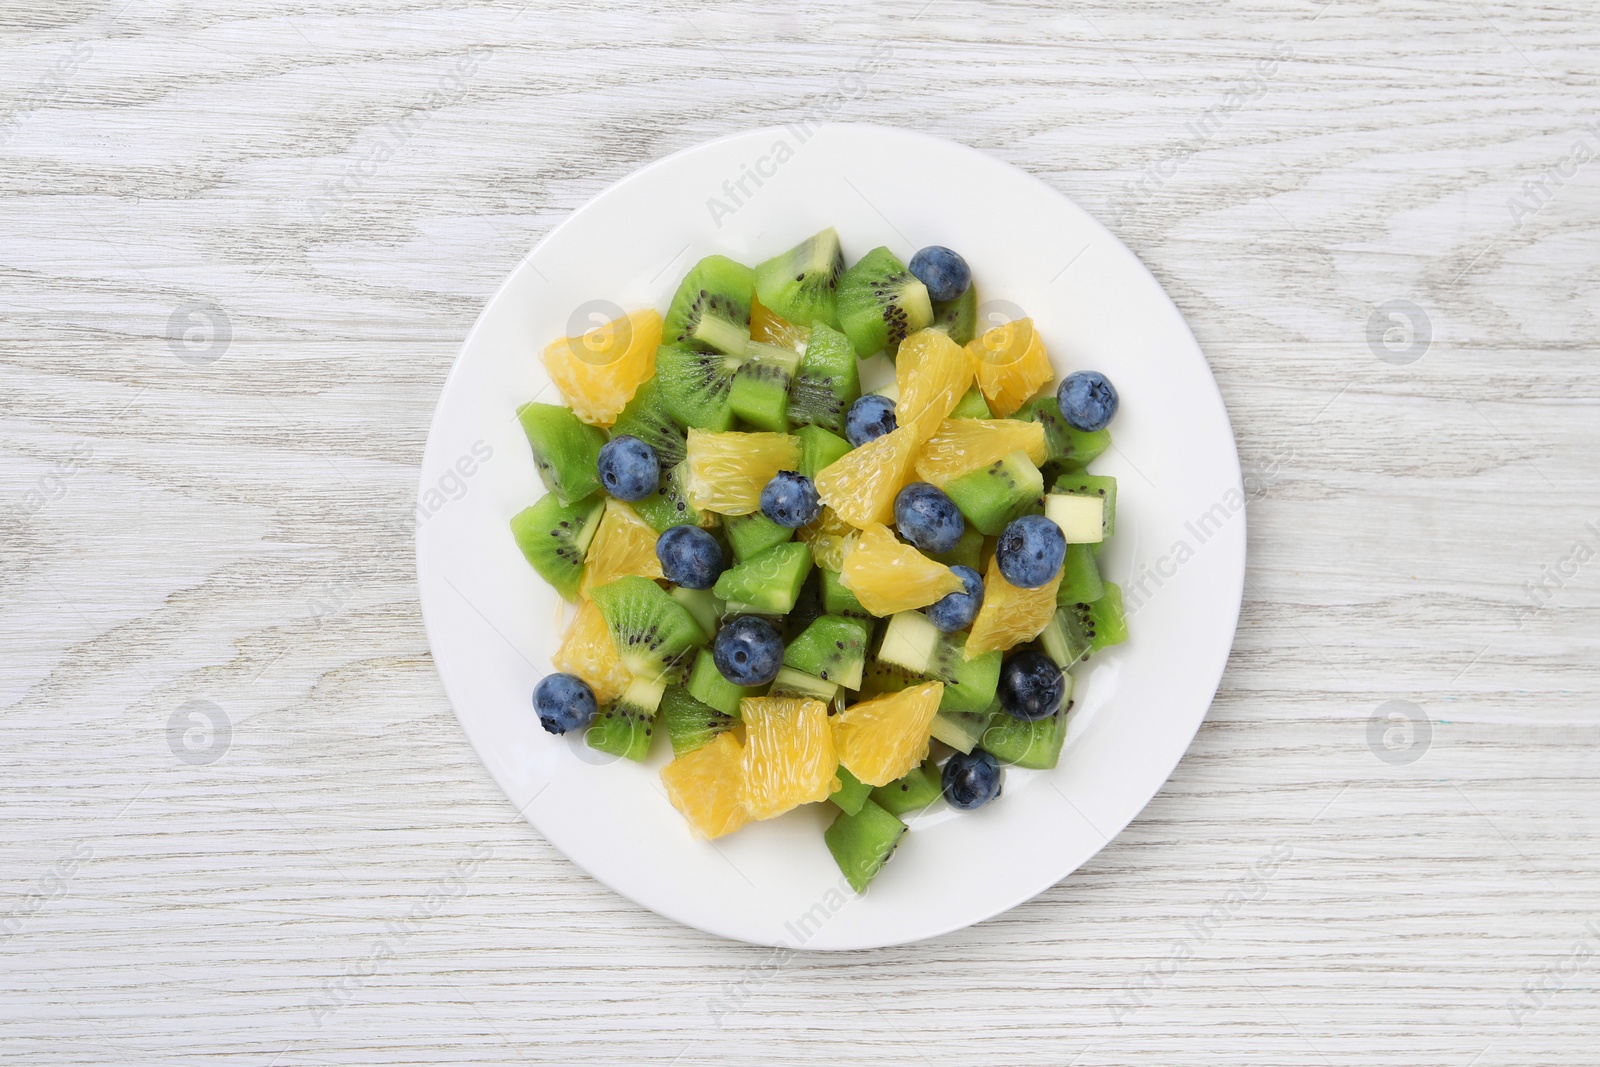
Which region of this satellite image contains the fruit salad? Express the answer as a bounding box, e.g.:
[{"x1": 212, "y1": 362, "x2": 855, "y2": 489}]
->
[{"x1": 513, "y1": 230, "x2": 1126, "y2": 893}]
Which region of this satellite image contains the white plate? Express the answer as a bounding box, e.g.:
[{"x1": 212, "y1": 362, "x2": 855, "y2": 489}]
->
[{"x1": 416, "y1": 124, "x2": 1245, "y2": 949}]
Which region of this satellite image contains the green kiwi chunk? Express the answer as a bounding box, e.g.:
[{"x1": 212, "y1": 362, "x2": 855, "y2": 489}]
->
[
  {"x1": 516, "y1": 402, "x2": 606, "y2": 505},
  {"x1": 586, "y1": 674, "x2": 666, "y2": 761},
  {"x1": 669, "y1": 587, "x2": 722, "y2": 643},
  {"x1": 1053, "y1": 471, "x2": 1117, "y2": 539},
  {"x1": 783, "y1": 614, "x2": 870, "y2": 689},
  {"x1": 655, "y1": 344, "x2": 746, "y2": 432},
  {"x1": 870, "y1": 761, "x2": 943, "y2": 816},
  {"x1": 725, "y1": 512, "x2": 794, "y2": 561},
  {"x1": 769, "y1": 665, "x2": 838, "y2": 702},
  {"x1": 831, "y1": 766, "x2": 873, "y2": 815},
  {"x1": 663, "y1": 255, "x2": 754, "y2": 356},
  {"x1": 711, "y1": 542, "x2": 813, "y2": 615},
  {"x1": 633, "y1": 460, "x2": 705, "y2": 533},
  {"x1": 589, "y1": 575, "x2": 708, "y2": 681},
  {"x1": 835, "y1": 247, "x2": 934, "y2": 359},
  {"x1": 660, "y1": 685, "x2": 735, "y2": 758},
  {"x1": 1056, "y1": 542, "x2": 1105, "y2": 606},
  {"x1": 929, "y1": 710, "x2": 994, "y2": 754},
  {"x1": 784, "y1": 569, "x2": 825, "y2": 641},
  {"x1": 787, "y1": 322, "x2": 860, "y2": 435},
  {"x1": 824, "y1": 798, "x2": 907, "y2": 893},
  {"x1": 930, "y1": 285, "x2": 978, "y2": 346},
  {"x1": 949, "y1": 386, "x2": 991, "y2": 419},
  {"x1": 509, "y1": 493, "x2": 603, "y2": 602},
  {"x1": 928, "y1": 633, "x2": 1001, "y2": 715},
  {"x1": 859, "y1": 656, "x2": 918, "y2": 697},
  {"x1": 729, "y1": 342, "x2": 802, "y2": 431},
  {"x1": 819, "y1": 568, "x2": 870, "y2": 619},
  {"x1": 794, "y1": 424, "x2": 852, "y2": 480},
  {"x1": 611, "y1": 380, "x2": 687, "y2": 468},
  {"x1": 983, "y1": 687, "x2": 1072, "y2": 769},
  {"x1": 753, "y1": 227, "x2": 845, "y2": 329},
  {"x1": 686, "y1": 648, "x2": 754, "y2": 715},
  {"x1": 1088, "y1": 583, "x2": 1127, "y2": 650},
  {"x1": 1017, "y1": 397, "x2": 1111, "y2": 471},
  {"x1": 943, "y1": 450, "x2": 1044, "y2": 535},
  {"x1": 928, "y1": 525, "x2": 984, "y2": 571}
]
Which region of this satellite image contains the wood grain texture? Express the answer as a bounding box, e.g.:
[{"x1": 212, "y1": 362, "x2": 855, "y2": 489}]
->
[{"x1": 2, "y1": 0, "x2": 1597, "y2": 1063}]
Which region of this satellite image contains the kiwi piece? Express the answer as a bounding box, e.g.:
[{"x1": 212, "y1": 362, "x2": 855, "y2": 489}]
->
[
  {"x1": 634, "y1": 460, "x2": 705, "y2": 533},
  {"x1": 769, "y1": 665, "x2": 838, "y2": 702},
  {"x1": 586, "y1": 674, "x2": 666, "y2": 761},
  {"x1": 871, "y1": 761, "x2": 943, "y2": 816},
  {"x1": 516, "y1": 402, "x2": 606, "y2": 505},
  {"x1": 984, "y1": 701, "x2": 1071, "y2": 769},
  {"x1": 589, "y1": 575, "x2": 708, "y2": 681},
  {"x1": 950, "y1": 386, "x2": 992, "y2": 419},
  {"x1": 831, "y1": 766, "x2": 873, "y2": 815},
  {"x1": 930, "y1": 285, "x2": 978, "y2": 346},
  {"x1": 686, "y1": 648, "x2": 754, "y2": 715},
  {"x1": 655, "y1": 344, "x2": 747, "y2": 432},
  {"x1": 929, "y1": 709, "x2": 995, "y2": 754},
  {"x1": 794, "y1": 424, "x2": 852, "y2": 480},
  {"x1": 824, "y1": 798, "x2": 906, "y2": 893},
  {"x1": 1018, "y1": 397, "x2": 1112, "y2": 471},
  {"x1": 1053, "y1": 472, "x2": 1117, "y2": 539},
  {"x1": 928, "y1": 525, "x2": 984, "y2": 571},
  {"x1": 1037, "y1": 605, "x2": 1093, "y2": 669},
  {"x1": 611, "y1": 380, "x2": 687, "y2": 468},
  {"x1": 944, "y1": 450, "x2": 1045, "y2": 536},
  {"x1": 787, "y1": 322, "x2": 861, "y2": 435},
  {"x1": 725, "y1": 512, "x2": 794, "y2": 561},
  {"x1": 670, "y1": 586, "x2": 722, "y2": 643},
  {"x1": 509, "y1": 493, "x2": 603, "y2": 602},
  {"x1": 729, "y1": 342, "x2": 802, "y2": 431},
  {"x1": 859, "y1": 656, "x2": 918, "y2": 697},
  {"x1": 663, "y1": 255, "x2": 754, "y2": 356},
  {"x1": 876, "y1": 611, "x2": 940, "y2": 673},
  {"x1": 1056, "y1": 542, "x2": 1105, "y2": 606},
  {"x1": 1088, "y1": 583, "x2": 1127, "y2": 650},
  {"x1": 835, "y1": 247, "x2": 934, "y2": 359},
  {"x1": 783, "y1": 614, "x2": 870, "y2": 689},
  {"x1": 929, "y1": 633, "x2": 1002, "y2": 715},
  {"x1": 711, "y1": 542, "x2": 813, "y2": 615},
  {"x1": 660, "y1": 685, "x2": 735, "y2": 758},
  {"x1": 820, "y1": 568, "x2": 870, "y2": 619},
  {"x1": 784, "y1": 569, "x2": 825, "y2": 641},
  {"x1": 753, "y1": 227, "x2": 845, "y2": 329}
]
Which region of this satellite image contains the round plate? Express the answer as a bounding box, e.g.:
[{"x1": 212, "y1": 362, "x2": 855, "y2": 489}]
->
[{"x1": 416, "y1": 124, "x2": 1245, "y2": 949}]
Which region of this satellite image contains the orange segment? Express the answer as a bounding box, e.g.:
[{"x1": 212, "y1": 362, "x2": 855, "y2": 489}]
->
[
  {"x1": 542, "y1": 308, "x2": 662, "y2": 427},
  {"x1": 739, "y1": 696, "x2": 838, "y2": 820},
  {"x1": 834, "y1": 681, "x2": 943, "y2": 786},
  {"x1": 796, "y1": 506, "x2": 860, "y2": 571},
  {"x1": 683, "y1": 429, "x2": 801, "y2": 516},
  {"x1": 551, "y1": 600, "x2": 632, "y2": 703},
  {"x1": 966, "y1": 317, "x2": 1052, "y2": 418},
  {"x1": 579, "y1": 499, "x2": 663, "y2": 597},
  {"x1": 839, "y1": 523, "x2": 964, "y2": 616},
  {"x1": 814, "y1": 424, "x2": 920, "y2": 529},
  {"x1": 966, "y1": 553, "x2": 1062, "y2": 657},
  {"x1": 895, "y1": 329, "x2": 973, "y2": 441},
  {"x1": 914, "y1": 418, "x2": 1048, "y2": 487},
  {"x1": 750, "y1": 296, "x2": 810, "y2": 352},
  {"x1": 660, "y1": 732, "x2": 750, "y2": 840}
]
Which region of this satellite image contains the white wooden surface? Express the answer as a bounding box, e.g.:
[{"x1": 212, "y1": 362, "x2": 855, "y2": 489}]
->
[{"x1": 3, "y1": 1, "x2": 1597, "y2": 1063}]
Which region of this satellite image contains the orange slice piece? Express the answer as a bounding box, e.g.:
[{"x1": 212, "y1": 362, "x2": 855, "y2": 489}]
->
[
  {"x1": 551, "y1": 600, "x2": 632, "y2": 703},
  {"x1": 834, "y1": 681, "x2": 944, "y2": 786},
  {"x1": 966, "y1": 317, "x2": 1052, "y2": 418},
  {"x1": 814, "y1": 423, "x2": 920, "y2": 529},
  {"x1": 966, "y1": 553, "x2": 1062, "y2": 657},
  {"x1": 579, "y1": 498, "x2": 663, "y2": 597},
  {"x1": 542, "y1": 308, "x2": 662, "y2": 427},
  {"x1": 739, "y1": 696, "x2": 838, "y2": 820},
  {"x1": 660, "y1": 732, "x2": 750, "y2": 840},
  {"x1": 683, "y1": 429, "x2": 801, "y2": 516},
  {"x1": 895, "y1": 329, "x2": 974, "y2": 441},
  {"x1": 796, "y1": 506, "x2": 861, "y2": 572},
  {"x1": 914, "y1": 417, "x2": 1048, "y2": 487},
  {"x1": 839, "y1": 523, "x2": 964, "y2": 616}
]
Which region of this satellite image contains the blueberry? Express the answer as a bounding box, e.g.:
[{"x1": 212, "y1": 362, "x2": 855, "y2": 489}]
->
[
  {"x1": 998, "y1": 650, "x2": 1065, "y2": 722},
  {"x1": 712, "y1": 615, "x2": 783, "y2": 687},
  {"x1": 942, "y1": 749, "x2": 1002, "y2": 811},
  {"x1": 845, "y1": 394, "x2": 897, "y2": 447},
  {"x1": 760, "y1": 470, "x2": 821, "y2": 529},
  {"x1": 894, "y1": 482, "x2": 965, "y2": 554},
  {"x1": 927, "y1": 565, "x2": 984, "y2": 632},
  {"x1": 996, "y1": 515, "x2": 1066, "y2": 589},
  {"x1": 908, "y1": 246, "x2": 971, "y2": 303},
  {"x1": 655, "y1": 525, "x2": 725, "y2": 590},
  {"x1": 533, "y1": 673, "x2": 597, "y2": 734},
  {"x1": 596, "y1": 434, "x2": 659, "y2": 501},
  {"x1": 1056, "y1": 371, "x2": 1119, "y2": 432}
]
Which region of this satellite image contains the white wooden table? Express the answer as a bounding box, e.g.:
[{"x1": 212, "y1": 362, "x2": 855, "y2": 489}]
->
[{"x1": 3, "y1": 2, "x2": 1596, "y2": 1064}]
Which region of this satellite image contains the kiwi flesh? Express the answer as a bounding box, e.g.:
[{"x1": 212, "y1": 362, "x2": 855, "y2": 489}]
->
[
  {"x1": 725, "y1": 512, "x2": 793, "y2": 561},
  {"x1": 859, "y1": 656, "x2": 918, "y2": 697},
  {"x1": 820, "y1": 568, "x2": 870, "y2": 619},
  {"x1": 769, "y1": 665, "x2": 838, "y2": 703},
  {"x1": 876, "y1": 611, "x2": 941, "y2": 673},
  {"x1": 824, "y1": 798, "x2": 906, "y2": 893},
  {"x1": 944, "y1": 450, "x2": 1045, "y2": 536},
  {"x1": 633, "y1": 460, "x2": 706, "y2": 533},
  {"x1": 984, "y1": 699, "x2": 1072, "y2": 769},
  {"x1": 1017, "y1": 397, "x2": 1112, "y2": 472},
  {"x1": 795, "y1": 424, "x2": 852, "y2": 480},
  {"x1": 516, "y1": 402, "x2": 606, "y2": 505},
  {"x1": 783, "y1": 569, "x2": 825, "y2": 642},
  {"x1": 656, "y1": 344, "x2": 746, "y2": 432},
  {"x1": 1088, "y1": 583, "x2": 1127, "y2": 650},
  {"x1": 509, "y1": 493, "x2": 603, "y2": 602},
  {"x1": 686, "y1": 648, "x2": 754, "y2": 715},
  {"x1": 786, "y1": 322, "x2": 860, "y2": 435},
  {"x1": 753, "y1": 227, "x2": 845, "y2": 329},
  {"x1": 610, "y1": 380, "x2": 687, "y2": 468},
  {"x1": 1038, "y1": 605, "x2": 1093, "y2": 669},
  {"x1": 870, "y1": 761, "x2": 943, "y2": 816},
  {"x1": 586, "y1": 674, "x2": 666, "y2": 761},
  {"x1": 929, "y1": 709, "x2": 995, "y2": 754},
  {"x1": 835, "y1": 247, "x2": 934, "y2": 359},
  {"x1": 930, "y1": 285, "x2": 978, "y2": 346},
  {"x1": 950, "y1": 386, "x2": 992, "y2": 419},
  {"x1": 669, "y1": 587, "x2": 722, "y2": 641},
  {"x1": 1053, "y1": 472, "x2": 1117, "y2": 539},
  {"x1": 929, "y1": 633, "x2": 1001, "y2": 714},
  {"x1": 711, "y1": 542, "x2": 813, "y2": 615},
  {"x1": 589, "y1": 575, "x2": 708, "y2": 681},
  {"x1": 831, "y1": 765, "x2": 873, "y2": 815},
  {"x1": 660, "y1": 685, "x2": 735, "y2": 758},
  {"x1": 782, "y1": 614, "x2": 870, "y2": 689},
  {"x1": 729, "y1": 342, "x2": 802, "y2": 432},
  {"x1": 1056, "y1": 542, "x2": 1105, "y2": 606},
  {"x1": 928, "y1": 525, "x2": 984, "y2": 571},
  {"x1": 663, "y1": 255, "x2": 754, "y2": 356}
]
